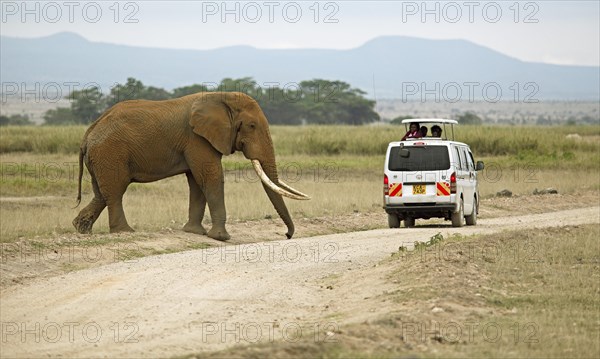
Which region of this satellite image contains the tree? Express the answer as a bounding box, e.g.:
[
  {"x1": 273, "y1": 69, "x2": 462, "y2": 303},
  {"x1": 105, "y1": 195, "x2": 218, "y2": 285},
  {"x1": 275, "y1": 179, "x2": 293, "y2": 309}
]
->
[
  {"x1": 69, "y1": 86, "x2": 105, "y2": 124},
  {"x1": 172, "y1": 84, "x2": 210, "y2": 98},
  {"x1": 257, "y1": 86, "x2": 303, "y2": 125},
  {"x1": 298, "y1": 79, "x2": 379, "y2": 125},
  {"x1": 457, "y1": 112, "x2": 482, "y2": 125},
  {"x1": 106, "y1": 77, "x2": 146, "y2": 107},
  {"x1": 43, "y1": 107, "x2": 79, "y2": 125},
  {"x1": 43, "y1": 77, "x2": 176, "y2": 125},
  {"x1": 0, "y1": 114, "x2": 33, "y2": 126},
  {"x1": 143, "y1": 86, "x2": 172, "y2": 101},
  {"x1": 39, "y1": 76, "x2": 383, "y2": 126},
  {"x1": 217, "y1": 77, "x2": 262, "y2": 101}
]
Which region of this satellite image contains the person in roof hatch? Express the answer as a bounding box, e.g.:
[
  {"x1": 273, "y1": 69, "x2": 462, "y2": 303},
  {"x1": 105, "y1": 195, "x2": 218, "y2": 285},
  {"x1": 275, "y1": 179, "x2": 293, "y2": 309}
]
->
[
  {"x1": 401, "y1": 122, "x2": 422, "y2": 141},
  {"x1": 420, "y1": 126, "x2": 428, "y2": 137},
  {"x1": 431, "y1": 125, "x2": 443, "y2": 138}
]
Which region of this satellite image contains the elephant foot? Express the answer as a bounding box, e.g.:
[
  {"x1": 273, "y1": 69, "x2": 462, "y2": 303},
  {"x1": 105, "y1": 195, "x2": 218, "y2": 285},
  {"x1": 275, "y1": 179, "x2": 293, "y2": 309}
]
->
[
  {"x1": 183, "y1": 222, "x2": 208, "y2": 235},
  {"x1": 73, "y1": 214, "x2": 94, "y2": 234},
  {"x1": 208, "y1": 227, "x2": 230, "y2": 241},
  {"x1": 109, "y1": 225, "x2": 135, "y2": 233}
]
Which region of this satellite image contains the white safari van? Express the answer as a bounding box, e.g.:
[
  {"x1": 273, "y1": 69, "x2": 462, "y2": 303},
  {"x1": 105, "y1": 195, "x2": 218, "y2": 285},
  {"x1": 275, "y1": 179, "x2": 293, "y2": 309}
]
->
[{"x1": 384, "y1": 119, "x2": 484, "y2": 228}]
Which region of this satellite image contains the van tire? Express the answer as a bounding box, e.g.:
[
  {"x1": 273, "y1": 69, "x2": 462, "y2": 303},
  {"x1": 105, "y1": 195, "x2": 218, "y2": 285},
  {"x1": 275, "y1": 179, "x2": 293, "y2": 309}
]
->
[
  {"x1": 404, "y1": 217, "x2": 415, "y2": 228},
  {"x1": 465, "y1": 196, "x2": 477, "y2": 225},
  {"x1": 388, "y1": 214, "x2": 400, "y2": 228},
  {"x1": 451, "y1": 198, "x2": 464, "y2": 227}
]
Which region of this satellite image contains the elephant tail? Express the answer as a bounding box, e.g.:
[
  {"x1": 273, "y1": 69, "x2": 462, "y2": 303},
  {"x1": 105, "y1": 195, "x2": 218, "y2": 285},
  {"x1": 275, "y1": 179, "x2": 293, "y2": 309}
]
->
[{"x1": 74, "y1": 145, "x2": 85, "y2": 208}]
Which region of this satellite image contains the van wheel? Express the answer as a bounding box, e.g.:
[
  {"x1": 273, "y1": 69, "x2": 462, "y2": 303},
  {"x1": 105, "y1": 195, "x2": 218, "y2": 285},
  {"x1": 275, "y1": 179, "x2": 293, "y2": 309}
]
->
[
  {"x1": 451, "y1": 198, "x2": 464, "y2": 227},
  {"x1": 404, "y1": 217, "x2": 415, "y2": 228},
  {"x1": 465, "y1": 196, "x2": 477, "y2": 226},
  {"x1": 388, "y1": 214, "x2": 400, "y2": 228}
]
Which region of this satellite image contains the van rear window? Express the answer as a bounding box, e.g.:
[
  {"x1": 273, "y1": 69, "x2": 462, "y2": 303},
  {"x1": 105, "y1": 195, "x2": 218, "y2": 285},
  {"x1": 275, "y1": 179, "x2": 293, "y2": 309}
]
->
[{"x1": 388, "y1": 146, "x2": 450, "y2": 171}]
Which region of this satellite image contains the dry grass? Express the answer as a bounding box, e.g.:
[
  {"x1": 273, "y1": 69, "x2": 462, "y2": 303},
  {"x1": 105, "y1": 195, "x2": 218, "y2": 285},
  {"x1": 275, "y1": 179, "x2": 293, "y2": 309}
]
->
[
  {"x1": 1, "y1": 124, "x2": 599, "y2": 242},
  {"x1": 2, "y1": 124, "x2": 599, "y2": 160},
  {"x1": 1, "y1": 150, "x2": 599, "y2": 242},
  {"x1": 190, "y1": 224, "x2": 600, "y2": 359}
]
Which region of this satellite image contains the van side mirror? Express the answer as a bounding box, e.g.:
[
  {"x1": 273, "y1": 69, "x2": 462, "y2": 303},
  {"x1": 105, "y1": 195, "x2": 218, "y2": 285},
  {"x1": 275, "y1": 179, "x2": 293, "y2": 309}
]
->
[
  {"x1": 400, "y1": 149, "x2": 410, "y2": 158},
  {"x1": 476, "y1": 161, "x2": 484, "y2": 171}
]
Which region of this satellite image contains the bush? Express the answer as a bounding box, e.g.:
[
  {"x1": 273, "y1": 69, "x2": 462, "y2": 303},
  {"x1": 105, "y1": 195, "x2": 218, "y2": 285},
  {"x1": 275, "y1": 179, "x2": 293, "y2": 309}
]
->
[
  {"x1": 457, "y1": 112, "x2": 482, "y2": 125},
  {"x1": 0, "y1": 114, "x2": 33, "y2": 126}
]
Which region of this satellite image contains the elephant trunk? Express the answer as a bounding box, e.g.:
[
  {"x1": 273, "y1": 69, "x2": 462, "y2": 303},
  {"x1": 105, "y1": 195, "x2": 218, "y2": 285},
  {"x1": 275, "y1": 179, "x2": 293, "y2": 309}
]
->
[
  {"x1": 258, "y1": 161, "x2": 295, "y2": 238},
  {"x1": 249, "y1": 128, "x2": 309, "y2": 239}
]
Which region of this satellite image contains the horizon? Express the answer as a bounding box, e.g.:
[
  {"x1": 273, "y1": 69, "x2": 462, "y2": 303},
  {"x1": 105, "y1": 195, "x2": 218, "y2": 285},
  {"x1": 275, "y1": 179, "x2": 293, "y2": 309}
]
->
[
  {"x1": 5, "y1": 31, "x2": 598, "y2": 69},
  {"x1": 1, "y1": 1, "x2": 598, "y2": 67}
]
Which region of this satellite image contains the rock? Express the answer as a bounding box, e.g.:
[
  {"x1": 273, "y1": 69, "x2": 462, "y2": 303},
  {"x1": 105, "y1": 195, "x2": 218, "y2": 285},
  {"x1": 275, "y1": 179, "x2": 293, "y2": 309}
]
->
[
  {"x1": 431, "y1": 307, "x2": 444, "y2": 313},
  {"x1": 565, "y1": 133, "x2": 582, "y2": 141},
  {"x1": 533, "y1": 188, "x2": 558, "y2": 195},
  {"x1": 496, "y1": 189, "x2": 512, "y2": 197},
  {"x1": 264, "y1": 214, "x2": 273, "y2": 219}
]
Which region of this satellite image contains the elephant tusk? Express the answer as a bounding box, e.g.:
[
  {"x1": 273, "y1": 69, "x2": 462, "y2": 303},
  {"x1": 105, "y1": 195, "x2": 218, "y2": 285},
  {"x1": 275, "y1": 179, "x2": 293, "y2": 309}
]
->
[
  {"x1": 278, "y1": 180, "x2": 311, "y2": 200},
  {"x1": 252, "y1": 160, "x2": 310, "y2": 200}
]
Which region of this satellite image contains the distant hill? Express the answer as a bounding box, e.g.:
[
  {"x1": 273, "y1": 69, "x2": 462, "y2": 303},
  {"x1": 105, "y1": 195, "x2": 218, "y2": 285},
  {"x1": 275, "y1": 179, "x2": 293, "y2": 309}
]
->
[{"x1": 1, "y1": 32, "x2": 598, "y2": 100}]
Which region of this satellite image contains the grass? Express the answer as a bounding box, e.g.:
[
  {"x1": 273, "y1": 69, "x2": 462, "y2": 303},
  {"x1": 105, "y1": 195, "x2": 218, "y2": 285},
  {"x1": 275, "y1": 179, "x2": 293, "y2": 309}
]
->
[
  {"x1": 189, "y1": 224, "x2": 600, "y2": 359},
  {"x1": 2, "y1": 124, "x2": 599, "y2": 159},
  {"x1": 431, "y1": 225, "x2": 600, "y2": 358},
  {"x1": 0, "y1": 124, "x2": 598, "y2": 242},
  {"x1": 2, "y1": 155, "x2": 597, "y2": 243},
  {"x1": 0, "y1": 125, "x2": 85, "y2": 153}
]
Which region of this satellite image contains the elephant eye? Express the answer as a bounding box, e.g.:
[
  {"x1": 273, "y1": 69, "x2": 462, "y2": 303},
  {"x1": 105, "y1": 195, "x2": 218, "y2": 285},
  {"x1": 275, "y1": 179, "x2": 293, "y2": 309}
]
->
[{"x1": 249, "y1": 123, "x2": 256, "y2": 129}]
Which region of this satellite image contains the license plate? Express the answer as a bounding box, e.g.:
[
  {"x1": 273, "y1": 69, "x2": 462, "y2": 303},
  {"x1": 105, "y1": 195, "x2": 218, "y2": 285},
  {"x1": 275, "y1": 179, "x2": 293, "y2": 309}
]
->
[{"x1": 413, "y1": 184, "x2": 426, "y2": 195}]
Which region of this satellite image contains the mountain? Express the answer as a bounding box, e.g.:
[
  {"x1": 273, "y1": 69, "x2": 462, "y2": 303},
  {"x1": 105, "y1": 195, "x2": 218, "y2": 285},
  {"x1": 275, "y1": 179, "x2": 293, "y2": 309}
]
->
[{"x1": 1, "y1": 32, "x2": 598, "y2": 100}]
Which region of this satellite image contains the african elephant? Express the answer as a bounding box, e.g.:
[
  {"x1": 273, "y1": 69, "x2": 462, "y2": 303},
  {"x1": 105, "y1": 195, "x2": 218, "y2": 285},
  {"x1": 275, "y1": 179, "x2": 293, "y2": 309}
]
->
[{"x1": 72, "y1": 92, "x2": 309, "y2": 240}]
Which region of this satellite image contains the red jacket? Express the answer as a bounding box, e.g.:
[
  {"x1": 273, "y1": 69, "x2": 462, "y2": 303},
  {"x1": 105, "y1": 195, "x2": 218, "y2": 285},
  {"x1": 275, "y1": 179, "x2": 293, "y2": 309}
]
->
[{"x1": 401, "y1": 130, "x2": 422, "y2": 141}]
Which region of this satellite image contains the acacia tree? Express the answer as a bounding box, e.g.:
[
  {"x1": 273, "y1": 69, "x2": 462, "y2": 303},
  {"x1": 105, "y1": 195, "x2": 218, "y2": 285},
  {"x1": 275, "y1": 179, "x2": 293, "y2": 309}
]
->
[
  {"x1": 457, "y1": 112, "x2": 483, "y2": 125},
  {"x1": 106, "y1": 77, "x2": 170, "y2": 107},
  {"x1": 43, "y1": 77, "x2": 381, "y2": 126},
  {"x1": 172, "y1": 84, "x2": 210, "y2": 98},
  {"x1": 69, "y1": 86, "x2": 105, "y2": 124},
  {"x1": 299, "y1": 79, "x2": 380, "y2": 125}
]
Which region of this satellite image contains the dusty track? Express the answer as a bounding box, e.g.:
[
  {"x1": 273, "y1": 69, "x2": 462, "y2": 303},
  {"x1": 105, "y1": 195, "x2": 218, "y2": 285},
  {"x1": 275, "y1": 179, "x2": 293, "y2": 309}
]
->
[{"x1": 1, "y1": 206, "x2": 599, "y2": 358}]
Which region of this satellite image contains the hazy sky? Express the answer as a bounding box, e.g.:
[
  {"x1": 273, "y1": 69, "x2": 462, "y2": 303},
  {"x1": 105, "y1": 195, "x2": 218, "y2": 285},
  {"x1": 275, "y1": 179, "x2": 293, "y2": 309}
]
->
[{"x1": 2, "y1": 1, "x2": 599, "y2": 66}]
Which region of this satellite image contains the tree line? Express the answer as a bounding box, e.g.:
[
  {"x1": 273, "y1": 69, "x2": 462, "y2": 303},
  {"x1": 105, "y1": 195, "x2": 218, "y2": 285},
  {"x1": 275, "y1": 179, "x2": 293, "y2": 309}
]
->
[{"x1": 41, "y1": 77, "x2": 380, "y2": 126}]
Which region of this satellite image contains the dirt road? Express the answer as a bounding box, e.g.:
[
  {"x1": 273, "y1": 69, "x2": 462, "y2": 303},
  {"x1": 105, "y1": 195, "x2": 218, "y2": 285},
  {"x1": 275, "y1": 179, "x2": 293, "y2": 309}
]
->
[{"x1": 1, "y1": 206, "x2": 599, "y2": 358}]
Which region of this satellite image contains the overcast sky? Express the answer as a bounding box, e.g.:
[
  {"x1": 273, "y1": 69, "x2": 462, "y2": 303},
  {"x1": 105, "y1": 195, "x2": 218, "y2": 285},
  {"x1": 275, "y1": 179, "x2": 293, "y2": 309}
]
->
[{"x1": 2, "y1": 1, "x2": 599, "y2": 66}]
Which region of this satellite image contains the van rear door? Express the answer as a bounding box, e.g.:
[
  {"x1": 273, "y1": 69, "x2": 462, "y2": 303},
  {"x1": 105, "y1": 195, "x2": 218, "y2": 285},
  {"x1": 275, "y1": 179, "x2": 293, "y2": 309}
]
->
[{"x1": 387, "y1": 144, "x2": 451, "y2": 204}]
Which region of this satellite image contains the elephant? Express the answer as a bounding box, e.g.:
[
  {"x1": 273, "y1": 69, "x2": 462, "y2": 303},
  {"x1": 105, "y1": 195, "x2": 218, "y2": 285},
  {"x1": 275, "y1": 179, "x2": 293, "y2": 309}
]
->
[{"x1": 72, "y1": 92, "x2": 310, "y2": 240}]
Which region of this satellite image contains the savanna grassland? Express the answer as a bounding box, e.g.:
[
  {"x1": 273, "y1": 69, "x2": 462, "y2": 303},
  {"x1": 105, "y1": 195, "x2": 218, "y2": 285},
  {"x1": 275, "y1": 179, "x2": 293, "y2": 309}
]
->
[{"x1": 1, "y1": 124, "x2": 599, "y2": 242}]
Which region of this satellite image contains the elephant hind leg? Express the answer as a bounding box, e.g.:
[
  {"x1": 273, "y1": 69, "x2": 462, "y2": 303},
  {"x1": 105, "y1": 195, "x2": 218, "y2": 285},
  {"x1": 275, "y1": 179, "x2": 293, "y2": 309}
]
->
[
  {"x1": 104, "y1": 183, "x2": 134, "y2": 233},
  {"x1": 106, "y1": 197, "x2": 134, "y2": 233},
  {"x1": 182, "y1": 171, "x2": 208, "y2": 235},
  {"x1": 73, "y1": 177, "x2": 106, "y2": 234},
  {"x1": 94, "y1": 164, "x2": 134, "y2": 233}
]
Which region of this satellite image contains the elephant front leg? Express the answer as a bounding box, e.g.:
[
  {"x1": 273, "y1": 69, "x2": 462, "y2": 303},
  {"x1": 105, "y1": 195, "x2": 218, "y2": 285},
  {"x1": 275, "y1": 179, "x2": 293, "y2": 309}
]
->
[
  {"x1": 203, "y1": 175, "x2": 230, "y2": 241},
  {"x1": 183, "y1": 172, "x2": 208, "y2": 235}
]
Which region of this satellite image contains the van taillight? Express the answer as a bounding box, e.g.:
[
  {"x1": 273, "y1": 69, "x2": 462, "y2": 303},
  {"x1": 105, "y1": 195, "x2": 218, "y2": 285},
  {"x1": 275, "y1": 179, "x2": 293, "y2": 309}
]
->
[
  {"x1": 384, "y1": 174, "x2": 389, "y2": 195},
  {"x1": 450, "y1": 172, "x2": 457, "y2": 194}
]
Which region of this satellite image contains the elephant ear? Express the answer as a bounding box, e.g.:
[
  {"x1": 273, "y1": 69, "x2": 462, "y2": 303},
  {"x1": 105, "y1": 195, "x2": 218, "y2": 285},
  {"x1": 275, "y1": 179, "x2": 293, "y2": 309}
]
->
[{"x1": 190, "y1": 95, "x2": 235, "y2": 155}]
